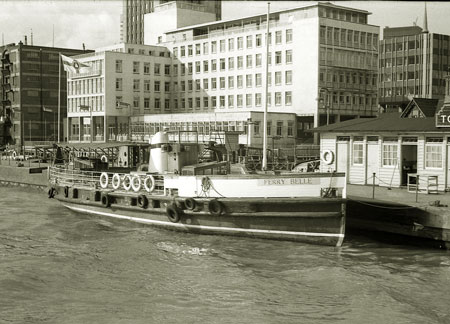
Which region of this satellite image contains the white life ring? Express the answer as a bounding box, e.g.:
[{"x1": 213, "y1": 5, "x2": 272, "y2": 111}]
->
[
  {"x1": 112, "y1": 173, "x2": 121, "y2": 189},
  {"x1": 321, "y1": 150, "x2": 334, "y2": 165},
  {"x1": 99, "y1": 172, "x2": 109, "y2": 189},
  {"x1": 122, "y1": 174, "x2": 132, "y2": 191},
  {"x1": 143, "y1": 175, "x2": 155, "y2": 193},
  {"x1": 12, "y1": 150, "x2": 17, "y2": 158},
  {"x1": 131, "y1": 175, "x2": 142, "y2": 192},
  {"x1": 101, "y1": 155, "x2": 108, "y2": 163}
]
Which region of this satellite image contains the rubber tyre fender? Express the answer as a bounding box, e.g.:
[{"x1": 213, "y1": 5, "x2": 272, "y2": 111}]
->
[
  {"x1": 64, "y1": 186, "x2": 69, "y2": 198},
  {"x1": 166, "y1": 204, "x2": 181, "y2": 223},
  {"x1": 208, "y1": 199, "x2": 224, "y2": 216},
  {"x1": 137, "y1": 194, "x2": 148, "y2": 209},
  {"x1": 48, "y1": 187, "x2": 56, "y2": 199},
  {"x1": 184, "y1": 197, "x2": 196, "y2": 210},
  {"x1": 101, "y1": 193, "x2": 111, "y2": 208}
]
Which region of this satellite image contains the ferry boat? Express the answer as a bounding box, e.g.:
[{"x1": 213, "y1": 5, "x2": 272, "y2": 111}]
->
[{"x1": 48, "y1": 131, "x2": 347, "y2": 246}]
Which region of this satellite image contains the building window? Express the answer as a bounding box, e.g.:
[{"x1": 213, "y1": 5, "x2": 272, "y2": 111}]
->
[
  {"x1": 188, "y1": 62, "x2": 193, "y2": 74},
  {"x1": 144, "y1": 80, "x2": 150, "y2": 92},
  {"x1": 133, "y1": 79, "x2": 140, "y2": 91},
  {"x1": 196, "y1": 79, "x2": 201, "y2": 91},
  {"x1": 212, "y1": 78, "x2": 217, "y2": 90},
  {"x1": 133, "y1": 97, "x2": 140, "y2": 108},
  {"x1": 188, "y1": 98, "x2": 193, "y2": 109},
  {"x1": 220, "y1": 58, "x2": 226, "y2": 71},
  {"x1": 154, "y1": 98, "x2": 161, "y2": 109},
  {"x1": 256, "y1": 73, "x2": 262, "y2": 87},
  {"x1": 237, "y1": 94, "x2": 243, "y2": 107},
  {"x1": 237, "y1": 37, "x2": 243, "y2": 49},
  {"x1": 275, "y1": 51, "x2": 282, "y2": 64},
  {"x1": 116, "y1": 78, "x2": 122, "y2": 91},
  {"x1": 188, "y1": 80, "x2": 193, "y2": 91},
  {"x1": 286, "y1": 29, "x2": 293, "y2": 43},
  {"x1": 220, "y1": 77, "x2": 225, "y2": 89},
  {"x1": 115, "y1": 60, "x2": 122, "y2": 73},
  {"x1": 286, "y1": 50, "x2": 292, "y2": 64},
  {"x1": 203, "y1": 42, "x2": 208, "y2": 55},
  {"x1": 228, "y1": 95, "x2": 234, "y2": 108},
  {"x1": 203, "y1": 78, "x2": 209, "y2": 90},
  {"x1": 246, "y1": 74, "x2": 252, "y2": 88},
  {"x1": 246, "y1": 35, "x2": 253, "y2": 48},
  {"x1": 228, "y1": 57, "x2": 234, "y2": 70},
  {"x1": 275, "y1": 30, "x2": 282, "y2": 44},
  {"x1": 425, "y1": 138, "x2": 443, "y2": 168},
  {"x1": 246, "y1": 94, "x2": 252, "y2": 107},
  {"x1": 287, "y1": 121, "x2": 293, "y2": 137},
  {"x1": 196, "y1": 97, "x2": 200, "y2": 109},
  {"x1": 256, "y1": 54, "x2": 262, "y2": 67},
  {"x1": 196, "y1": 61, "x2": 201, "y2": 73},
  {"x1": 276, "y1": 121, "x2": 283, "y2": 136},
  {"x1": 256, "y1": 34, "x2": 262, "y2": 47},
  {"x1": 254, "y1": 121, "x2": 260, "y2": 136},
  {"x1": 237, "y1": 75, "x2": 243, "y2": 88},
  {"x1": 165, "y1": 64, "x2": 170, "y2": 76},
  {"x1": 246, "y1": 55, "x2": 252, "y2": 68},
  {"x1": 267, "y1": 121, "x2": 272, "y2": 136},
  {"x1": 203, "y1": 60, "x2": 209, "y2": 73},
  {"x1": 211, "y1": 59, "x2": 217, "y2": 72},
  {"x1": 165, "y1": 99, "x2": 170, "y2": 110},
  {"x1": 275, "y1": 71, "x2": 282, "y2": 85},
  {"x1": 212, "y1": 96, "x2": 217, "y2": 108},
  {"x1": 228, "y1": 76, "x2": 234, "y2": 89},
  {"x1": 237, "y1": 56, "x2": 243, "y2": 69},
  {"x1": 144, "y1": 97, "x2": 150, "y2": 109},
  {"x1": 220, "y1": 39, "x2": 226, "y2": 52},
  {"x1": 154, "y1": 63, "x2": 160, "y2": 75},
  {"x1": 353, "y1": 142, "x2": 363, "y2": 165},
  {"x1": 165, "y1": 82, "x2": 170, "y2": 92},
  {"x1": 285, "y1": 91, "x2": 292, "y2": 105},
  {"x1": 285, "y1": 70, "x2": 292, "y2": 84},
  {"x1": 195, "y1": 43, "x2": 201, "y2": 55},
  {"x1": 203, "y1": 97, "x2": 209, "y2": 109},
  {"x1": 211, "y1": 41, "x2": 217, "y2": 53},
  {"x1": 154, "y1": 81, "x2": 160, "y2": 92},
  {"x1": 275, "y1": 92, "x2": 282, "y2": 105},
  {"x1": 144, "y1": 63, "x2": 150, "y2": 74},
  {"x1": 228, "y1": 38, "x2": 234, "y2": 51},
  {"x1": 255, "y1": 93, "x2": 262, "y2": 106},
  {"x1": 133, "y1": 61, "x2": 140, "y2": 74},
  {"x1": 382, "y1": 143, "x2": 398, "y2": 167},
  {"x1": 220, "y1": 95, "x2": 225, "y2": 108}
]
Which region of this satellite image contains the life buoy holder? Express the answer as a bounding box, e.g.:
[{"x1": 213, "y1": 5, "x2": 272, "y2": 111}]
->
[
  {"x1": 143, "y1": 175, "x2": 155, "y2": 192},
  {"x1": 100, "y1": 155, "x2": 108, "y2": 163},
  {"x1": 208, "y1": 199, "x2": 224, "y2": 216},
  {"x1": 122, "y1": 175, "x2": 132, "y2": 191},
  {"x1": 131, "y1": 176, "x2": 142, "y2": 192},
  {"x1": 166, "y1": 204, "x2": 181, "y2": 223},
  {"x1": 184, "y1": 198, "x2": 196, "y2": 210},
  {"x1": 137, "y1": 194, "x2": 148, "y2": 209},
  {"x1": 321, "y1": 150, "x2": 334, "y2": 165},
  {"x1": 101, "y1": 193, "x2": 111, "y2": 207},
  {"x1": 99, "y1": 172, "x2": 109, "y2": 189},
  {"x1": 112, "y1": 173, "x2": 121, "y2": 189}
]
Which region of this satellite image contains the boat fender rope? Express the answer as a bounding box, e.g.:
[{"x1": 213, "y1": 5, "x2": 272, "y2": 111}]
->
[
  {"x1": 131, "y1": 175, "x2": 142, "y2": 192},
  {"x1": 112, "y1": 173, "x2": 121, "y2": 190},
  {"x1": 208, "y1": 199, "x2": 224, "y2": 216},
  {"x1": 137, "y1": 194, "x2": 148, "y2": 209},
  {"x1": 143, "y1": 175, "x2": 155, "y2": 192},
  {"x1": 321, "y1": 150, "x2": 334, "y2": 165},
  {"x1": 184, "y1": 197, "x2": 196, "y2": 210},
  {"x1": 123, "y1": 175, "x2": 132, "y2": 191},
  {"x1": 166, "y1": 204, "x2": 181, "y2": 223},
  {"x1": 99, "y1": 172, "x2": 109, "y2": 189}
]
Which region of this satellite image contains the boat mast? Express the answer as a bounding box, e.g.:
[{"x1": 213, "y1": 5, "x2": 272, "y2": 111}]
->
[{"x1": 262, "y1": 2, "x2": 270, "y2": 171}]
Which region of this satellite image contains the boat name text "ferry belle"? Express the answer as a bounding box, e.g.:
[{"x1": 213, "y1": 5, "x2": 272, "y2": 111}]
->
[{"x1": 260, "y1": 178, "x2": 319, "y2": 186}]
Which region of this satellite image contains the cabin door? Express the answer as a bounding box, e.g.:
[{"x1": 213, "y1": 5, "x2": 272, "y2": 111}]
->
[
  {"x1": 366, "y1": 142, "x2": 379, "y2": 185},
  {"x1": 336, "y1": 142, "x2": 349, "y2": 175}
]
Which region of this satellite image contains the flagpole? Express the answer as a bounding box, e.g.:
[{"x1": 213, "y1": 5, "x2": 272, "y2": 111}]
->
[
  {"x1": 262, "y1": 2, "x2": 270, "y2": 171},
  {"x1": 58, "y1": 52, "x2": 61, "y2": 143}
]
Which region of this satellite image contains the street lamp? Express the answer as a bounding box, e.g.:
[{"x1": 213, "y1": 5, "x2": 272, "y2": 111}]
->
[{"x1": 79, "y1": 105, "x2": 92, "y2": 143}]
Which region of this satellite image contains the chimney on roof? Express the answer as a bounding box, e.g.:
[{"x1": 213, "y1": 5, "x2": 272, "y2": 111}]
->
[{"x1": 423, "y1": 2, "x2": 429, "y2": 33}]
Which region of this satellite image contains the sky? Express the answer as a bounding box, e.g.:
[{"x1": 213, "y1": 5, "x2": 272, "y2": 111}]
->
[{"x1": 1, "y1": 1, "x2": 450, "y2": 50}]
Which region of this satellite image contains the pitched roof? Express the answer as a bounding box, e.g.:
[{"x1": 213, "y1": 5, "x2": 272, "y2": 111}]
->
[
  {"x1": 400, "y1": 98, "x2": 439, "y2": 118},
  {"x1": 312, "y1": 113, "x2": 447, "y2": 133}
]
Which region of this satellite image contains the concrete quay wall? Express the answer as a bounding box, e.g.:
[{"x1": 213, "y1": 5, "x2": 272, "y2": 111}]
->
[{"x1": 0, "y1": 164, "x2": 49, "y2": 189}]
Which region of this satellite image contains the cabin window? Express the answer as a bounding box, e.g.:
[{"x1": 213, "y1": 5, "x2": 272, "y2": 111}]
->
[
  {"x1": 425, "y1": 137, "x2": 443, "y2": 169},
  {"x1": 382, "y1": 143, "x2": 398, "y2": 167},
  {"x1": 352, "y1": 142, "x2": 363, "y2": 165}
]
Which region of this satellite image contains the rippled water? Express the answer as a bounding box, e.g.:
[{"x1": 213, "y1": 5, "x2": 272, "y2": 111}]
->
[{"x1": 1, "y1": 186, "x2": 450, "y2": 324}]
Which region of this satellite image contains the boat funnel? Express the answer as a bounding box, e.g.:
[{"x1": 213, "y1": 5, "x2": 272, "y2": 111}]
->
[{"x1": 149, "y1": 131, "x2": 170, "y2": 173}]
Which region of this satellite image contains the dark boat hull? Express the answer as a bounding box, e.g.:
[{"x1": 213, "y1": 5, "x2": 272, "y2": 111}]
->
[{"x1": 52, "y1": 186, "x2": 346, "y2": 247}]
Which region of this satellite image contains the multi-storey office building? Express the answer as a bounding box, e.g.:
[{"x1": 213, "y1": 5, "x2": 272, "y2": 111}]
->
[
  {"x1": 121, "y1": 0, "x2": 221, "y2": 44},
  {"x1": 139, "y1": 2, "x2": 379, "y2": 145},
  {"x1": 379, "y1": 25, "x2": 450, "y2": 111},
  {"x1": 66, "y1": 43, "x2": 172, "y2": 143},
  {"x1": 0, "y1": 42, "x2": 89, "y2": 149}
]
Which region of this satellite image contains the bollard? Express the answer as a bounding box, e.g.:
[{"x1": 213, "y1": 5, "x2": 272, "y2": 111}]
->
[
  {"x1": 415, "y1": 175, "x2": 419, "y2": 203},
  {"x1": 372, "y1": 172, "x2": 376, "y2": 199}
]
